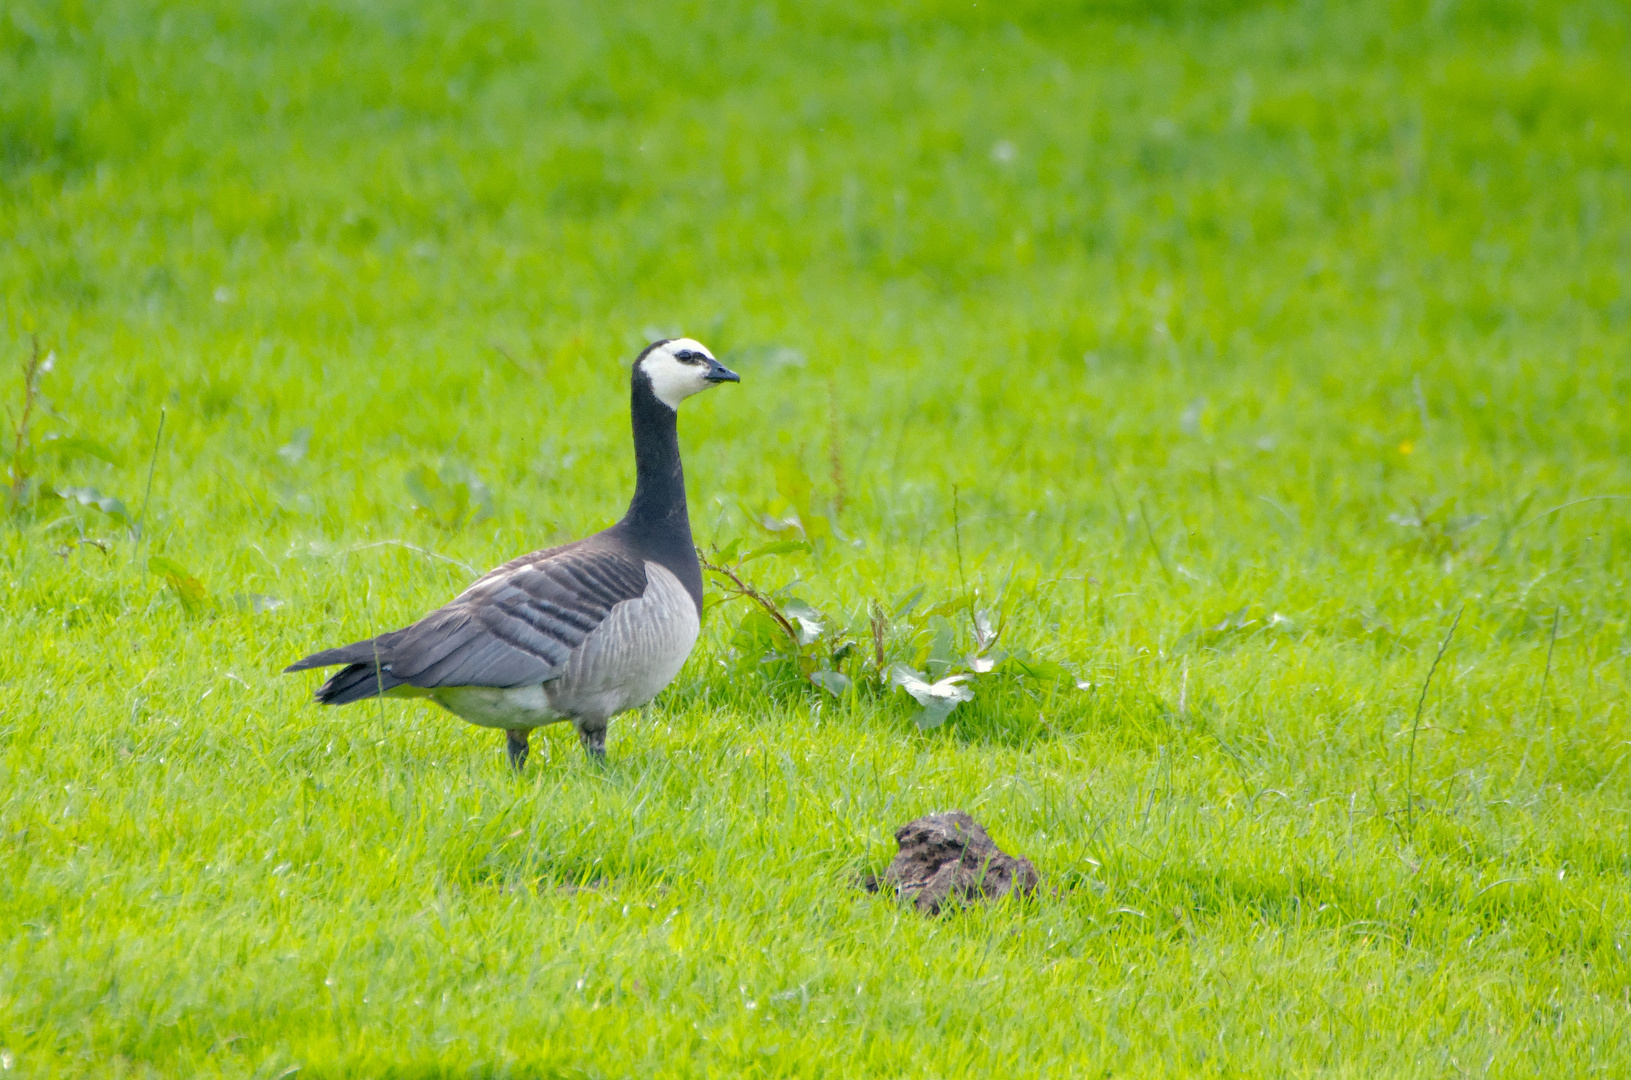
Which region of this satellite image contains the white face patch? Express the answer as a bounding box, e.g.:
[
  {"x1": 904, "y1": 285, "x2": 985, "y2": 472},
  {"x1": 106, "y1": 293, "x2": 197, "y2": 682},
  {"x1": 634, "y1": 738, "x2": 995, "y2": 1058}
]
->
[{"x1": 639, "y1": 337, "x2": 722, "y2": 410}]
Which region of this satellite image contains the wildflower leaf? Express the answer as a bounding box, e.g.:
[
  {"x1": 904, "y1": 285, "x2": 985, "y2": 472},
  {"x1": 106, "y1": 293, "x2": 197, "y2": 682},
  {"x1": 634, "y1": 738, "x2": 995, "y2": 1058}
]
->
[
  {"x1": 810, "y1": 669, "x2": 851, "y2": 697},
  {"x1": 914, "y1": 697, "x2": 960, "y2": 730},
  {"x1": 889, "y1": 664, "x2": 974, "y2": 728},
  {"x1": 148, "y1": 555, "x2": 207, "y2": 605},
  {"x1": 782, "y1": 599, "x2": 825, "y2": 645},
  {"x1": 973, "y1": 607, "x2": 999, "y2": 649},
  {"x1": 1007, "y1": 656, "x2": 1077, "y2": 683},
  {"x1": 925, "y1": 623, "x2": 958, "y2": 676},
  {"x1": 712, "y1": 537, "x2": 743, "y2": 564},
  {"x1": 890, "y1": 586, "x2": 925, "y2": 619},
  {"x1": 733, "y1": 607, "x2": 779, "y2": 651},
  {"x1": 801, "y1": 513, "x2": 834, "y2": 544},
  {"x1": 405, "y1": 460, "x2": 491, "y2": 530},
  {"x1": 966, "y1": 649, "x2": 1007, "y2": 674},
  {"x1": 758, "y1": 513, "x2": 803, "y2": 535},
  {"x1": 925, "y1": 596, "x2": 973, "y2": 618},
  {"x1": 740, "y1": 539, "x2": 811, "y2": 563},
  {"x1": 888, "y1": 662, "x2": 928, "y2": 688},
  {"x1": 56, "y1": 486, "x2": 131, "y2": 523},
  {"x1": 39, "y1": 435, "x2": 120, "y2": 464}
]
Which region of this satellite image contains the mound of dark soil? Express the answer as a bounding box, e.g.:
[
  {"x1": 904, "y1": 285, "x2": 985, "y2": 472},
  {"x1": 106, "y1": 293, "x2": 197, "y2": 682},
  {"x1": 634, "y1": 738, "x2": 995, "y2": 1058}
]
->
[{"x1": 868, "y1": 811, "x2": 1040, "y2": 915}]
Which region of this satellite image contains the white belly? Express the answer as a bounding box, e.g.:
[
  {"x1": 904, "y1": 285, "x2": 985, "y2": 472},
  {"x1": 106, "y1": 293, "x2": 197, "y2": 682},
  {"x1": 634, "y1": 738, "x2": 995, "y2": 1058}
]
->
[
  {"x1": 429, "y1": 561, "x2": 700, "y2": 731},
  {"x1": 426, "y1": 682, "x2": 561, "y2": 729}
]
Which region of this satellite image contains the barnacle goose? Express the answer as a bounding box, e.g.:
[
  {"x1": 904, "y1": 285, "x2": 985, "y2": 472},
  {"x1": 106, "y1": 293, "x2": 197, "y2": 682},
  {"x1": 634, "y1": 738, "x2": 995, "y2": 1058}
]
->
[{"x1": 285, "y1": 338, "x2": 739, "y2": 767}]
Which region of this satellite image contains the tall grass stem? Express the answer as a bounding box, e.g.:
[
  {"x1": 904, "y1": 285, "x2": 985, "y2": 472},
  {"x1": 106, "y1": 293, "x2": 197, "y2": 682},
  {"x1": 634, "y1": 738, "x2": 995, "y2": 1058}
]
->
[{"x1": 1406, "y1": 605, "x2": 1465, "y2": 836}]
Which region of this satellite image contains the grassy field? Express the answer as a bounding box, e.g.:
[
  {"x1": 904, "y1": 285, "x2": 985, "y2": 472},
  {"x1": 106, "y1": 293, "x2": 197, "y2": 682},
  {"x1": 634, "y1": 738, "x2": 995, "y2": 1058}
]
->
[{"x1": 3, "y1": 0, "x2": 1630, "y2": 1074}]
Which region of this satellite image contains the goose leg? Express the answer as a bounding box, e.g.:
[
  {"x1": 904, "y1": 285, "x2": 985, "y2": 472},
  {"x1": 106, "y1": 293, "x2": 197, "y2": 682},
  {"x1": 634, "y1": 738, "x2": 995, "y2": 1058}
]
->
[
  {"x1": 577, "y1": 723, "x2": 606, "y2": 762},
  {"x1": 505, "y1": 728, "x2": 530, "y2": 771}
]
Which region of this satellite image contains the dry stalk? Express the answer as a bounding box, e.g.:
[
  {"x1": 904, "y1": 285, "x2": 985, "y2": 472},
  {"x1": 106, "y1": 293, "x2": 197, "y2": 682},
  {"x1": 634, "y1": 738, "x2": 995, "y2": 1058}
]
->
[
  {"x1": 828, "y1": 376, "x2": 846, "y2": 514},
  {"x1": 8, "y1": 336, "x2": 47, "y2": 504},
  {"x1": 870, "y1": 599, "x2": 887, "y2": 670}
]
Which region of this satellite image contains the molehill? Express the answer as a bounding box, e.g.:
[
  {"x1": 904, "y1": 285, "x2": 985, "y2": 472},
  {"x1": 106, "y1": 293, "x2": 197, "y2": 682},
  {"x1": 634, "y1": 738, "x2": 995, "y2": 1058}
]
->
[{"x1": 868, "y1": 811, "x2": 1041, "y2": 915}]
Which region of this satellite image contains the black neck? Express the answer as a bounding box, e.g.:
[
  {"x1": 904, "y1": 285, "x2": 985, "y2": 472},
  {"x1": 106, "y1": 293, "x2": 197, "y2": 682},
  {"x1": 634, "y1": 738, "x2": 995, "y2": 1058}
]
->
[{"x1": 612, "y1": 375, "x2": 702, "y2": 606}]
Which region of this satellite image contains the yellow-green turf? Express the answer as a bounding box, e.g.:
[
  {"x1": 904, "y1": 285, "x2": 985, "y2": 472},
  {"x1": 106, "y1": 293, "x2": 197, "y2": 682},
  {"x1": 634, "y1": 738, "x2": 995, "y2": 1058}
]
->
[{"x1": 3, "y1": 0, "x2": 1629, "y2": 1075}]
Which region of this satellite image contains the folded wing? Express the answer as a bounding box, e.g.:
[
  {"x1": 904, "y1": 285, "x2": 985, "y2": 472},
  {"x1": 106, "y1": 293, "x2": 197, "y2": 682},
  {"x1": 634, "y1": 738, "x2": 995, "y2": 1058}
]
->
[{"x1": 286, "y1": 542, "x2": 649, "y2": 703}]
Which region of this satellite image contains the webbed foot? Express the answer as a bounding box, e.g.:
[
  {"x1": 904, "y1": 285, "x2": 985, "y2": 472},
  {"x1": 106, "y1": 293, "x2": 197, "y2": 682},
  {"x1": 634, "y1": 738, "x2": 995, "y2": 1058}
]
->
[{"x1": 505, "y1": 729, "x2": 530, "y2": 771}]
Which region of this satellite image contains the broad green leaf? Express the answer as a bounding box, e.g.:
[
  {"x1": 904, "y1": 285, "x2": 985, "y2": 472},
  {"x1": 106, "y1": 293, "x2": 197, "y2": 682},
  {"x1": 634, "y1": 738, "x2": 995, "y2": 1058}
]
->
[
  {"x1": 915, "y1": 698, "x2": 960, "y2": 730},
  {"x1": 740, "y1": 539, "x2": 811, "y2": 563},
  {"x1": 925, "y1": 622, "x2": 958, "y2": 676},
  {"x1": 405, "y1": 460, "x2": 491, "y2": 530},
  {"x1": 801, "y1": 513, "x2": 833, "y2": 544},
  {"x1": 699, "y1": 587, "x2": 730, "y2": 624},
  {"x1": 965, "y1": 649, "x2": 1007, "y2": 674},
  {"x1": 1007, "y1": 656, "x2": 1077, "y2": 682},
  {"x1": 809, "y1": 669, "x2": 851, "y2": 697},
  {"x1": 56, "y1": 486, "x2": 131, "y2": 523},
  {"x1": 39, "y1": 434, "x2": 120, "y2": 464},
  {"x1": 890, "y1": 667, "x2": 974, "y2": 730},
  {"x1": 732, "y1": 606, "x2": 787, "y2": 655},
  {"x1": 782, "y1": 599, "x2": 825, "y2": 645},
  {"x1": 890, "y1": 586, "x2": 925, "y2": 619},
  {"x1": 774, "y1": 458, "x2": 813, "y2": 510},
  {"x1": 757, "y1": 512, "x2": 803, "y2": 535},
  {"x1": 973, "y1": 608, "x2": 999, "y2": 649},
  {"x1": 712, "y1": 537, "x2": 743, "y2": 564},
  {"x1": 149, "y1": 555, "x2": 208, "y2": 605},
  {"x1": 925, "y1": 595, "x2": 974, "y2": 618},
  {"x1": 888, "y1": 663, "x2": 927, "y2": 688}
]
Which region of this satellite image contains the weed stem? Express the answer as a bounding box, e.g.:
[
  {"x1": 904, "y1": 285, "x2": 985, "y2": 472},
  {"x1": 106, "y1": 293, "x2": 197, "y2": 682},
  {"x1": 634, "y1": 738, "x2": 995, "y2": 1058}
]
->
[
  {"x1": 1139, "y1": 500, "x2": 1174, "y2": 585},
  {"x1": 136, "y1": 407, "x2": 167, "y2": 539},
  {"x1": 1406, "y1": 604, "x2": 1464, "y2": 836}
]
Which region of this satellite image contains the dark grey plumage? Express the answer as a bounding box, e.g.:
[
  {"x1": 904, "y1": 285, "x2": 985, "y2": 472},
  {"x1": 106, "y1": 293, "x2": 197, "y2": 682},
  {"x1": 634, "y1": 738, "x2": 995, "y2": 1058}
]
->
[
  {"x1": 285, "y1": 338, "x2": 738, "y2": 766},
  {"x1": 286, "y1": 541, "x2": 649, "y2": 699}
]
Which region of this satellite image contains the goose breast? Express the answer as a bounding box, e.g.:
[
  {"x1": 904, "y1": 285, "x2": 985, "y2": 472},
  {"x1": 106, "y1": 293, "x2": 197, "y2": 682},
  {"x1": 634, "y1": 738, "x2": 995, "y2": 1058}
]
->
[
  {"x1": 431, "y1": 561, "x2": 699, "y2": 730},
  {"x1": 544, "y1": 561, "x2": 700, "y2": 722}
]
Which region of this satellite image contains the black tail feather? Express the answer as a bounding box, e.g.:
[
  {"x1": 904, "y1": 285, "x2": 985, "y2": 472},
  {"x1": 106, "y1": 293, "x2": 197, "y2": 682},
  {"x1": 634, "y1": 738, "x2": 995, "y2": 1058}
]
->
[
  {"x1": 284, "y1": 636, "x2": 394, "y2": 673},
  {"x1": 314, "y1": 661, "x2": 405, "y2": 705},
  {"x1": 287, "y1": 633, "x2": 409, "y2": 705}
]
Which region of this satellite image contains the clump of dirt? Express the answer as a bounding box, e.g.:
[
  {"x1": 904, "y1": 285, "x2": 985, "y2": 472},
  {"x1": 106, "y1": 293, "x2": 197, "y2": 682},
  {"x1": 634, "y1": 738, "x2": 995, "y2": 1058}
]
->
[{"x1": 865, "y1": 811, "x2": 1041, "y2": 915}]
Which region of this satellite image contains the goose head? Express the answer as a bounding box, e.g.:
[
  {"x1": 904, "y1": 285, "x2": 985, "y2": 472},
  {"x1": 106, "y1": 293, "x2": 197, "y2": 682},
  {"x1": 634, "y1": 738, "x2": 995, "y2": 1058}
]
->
[{"x1": 636, "y1": 338, "x2": 739, "y2": 411}]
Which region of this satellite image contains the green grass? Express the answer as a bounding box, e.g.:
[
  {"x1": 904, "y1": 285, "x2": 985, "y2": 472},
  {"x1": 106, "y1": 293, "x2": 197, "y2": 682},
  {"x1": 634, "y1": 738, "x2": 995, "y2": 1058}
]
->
[{"x1": 3, "y1": 0, "x2": 1630, "y2": 1074}]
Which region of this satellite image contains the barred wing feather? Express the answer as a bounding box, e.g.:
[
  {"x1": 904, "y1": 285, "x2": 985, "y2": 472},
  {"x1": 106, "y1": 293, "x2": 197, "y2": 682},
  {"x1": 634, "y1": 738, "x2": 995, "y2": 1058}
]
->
[{"x1": 286, "y1": 542, "x2": 650, "y2": 695}]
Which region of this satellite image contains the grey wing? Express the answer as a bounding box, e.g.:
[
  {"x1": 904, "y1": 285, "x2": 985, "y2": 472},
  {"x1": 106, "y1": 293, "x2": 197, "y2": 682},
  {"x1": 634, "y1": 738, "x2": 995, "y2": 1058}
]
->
[{"x1": 378, "y1": 545, "x2": 649, "y2": 689}]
